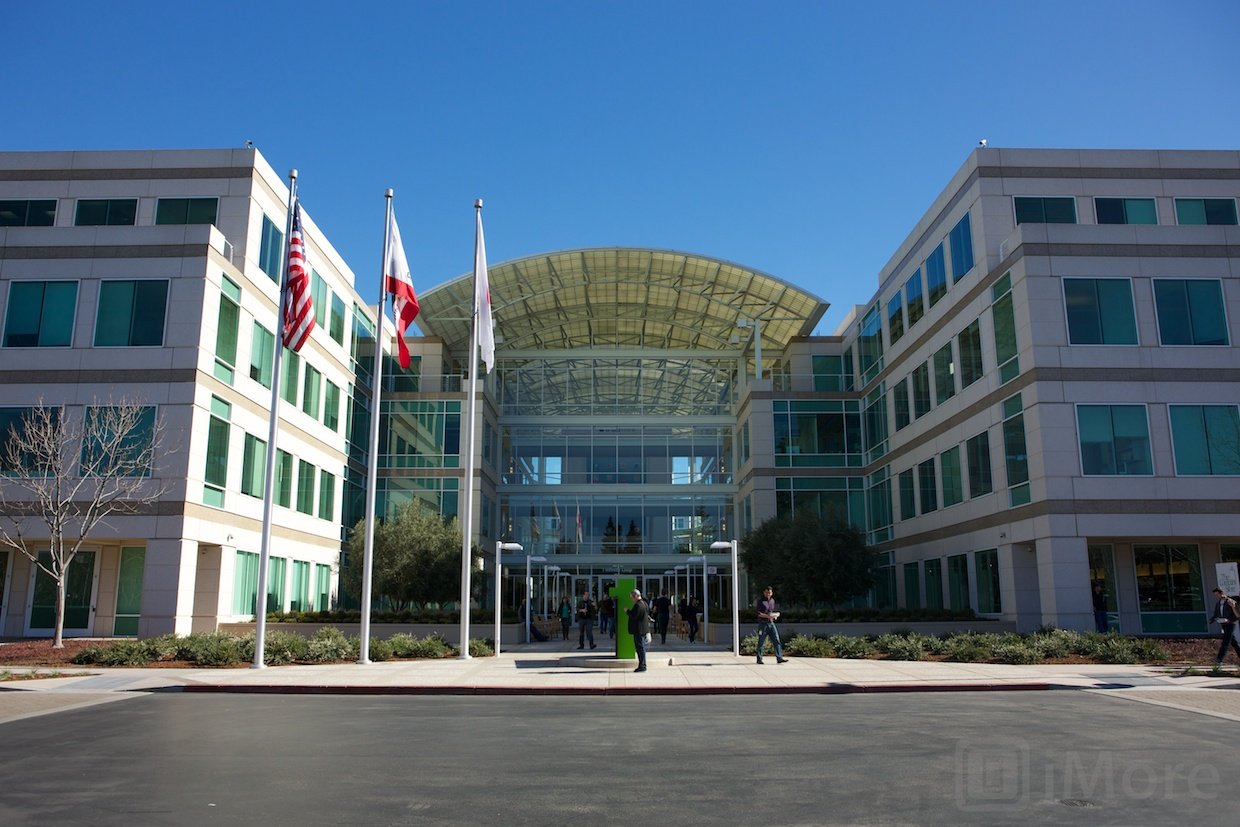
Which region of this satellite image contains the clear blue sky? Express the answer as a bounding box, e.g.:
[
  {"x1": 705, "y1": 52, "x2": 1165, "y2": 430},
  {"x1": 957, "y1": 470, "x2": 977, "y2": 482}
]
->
[{"x1": 6, "y1": 1, "x2": 1239, "y2": 334}]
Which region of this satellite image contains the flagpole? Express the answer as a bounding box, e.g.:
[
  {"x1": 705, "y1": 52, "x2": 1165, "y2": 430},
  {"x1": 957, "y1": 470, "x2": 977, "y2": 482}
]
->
[
  {"x1": 458, "y1": 199, "x2": 484, "y2": 659},
  {"x1": 358, "y1": 190, "x2": 394, "y2": 665},
  {"x1": 252, "y1": 169, "x2": 298, "y2": 669}
]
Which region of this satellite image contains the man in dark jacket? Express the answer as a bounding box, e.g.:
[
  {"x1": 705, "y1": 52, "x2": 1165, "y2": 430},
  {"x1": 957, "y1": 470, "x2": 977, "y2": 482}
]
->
[
  {"x1": 577, "y1": 591, "x2": 598, "y2": 650},
  {"x1": 627, "y1": 589, "x2": 651, "y2": 672},
  {"x1": 653, "y1": 589, "x2": 672, "y2": 644},
  {"x1": 1211, "y1": 587, "x2": 1240, "y2": 666},
  {"x1": 754, "y1": 586, "x2": 788, "y2": 664}
]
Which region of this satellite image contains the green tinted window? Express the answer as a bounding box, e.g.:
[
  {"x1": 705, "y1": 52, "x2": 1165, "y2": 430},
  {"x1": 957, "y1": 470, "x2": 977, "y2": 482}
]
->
[
  {"x1": 925, "y1": 244, "x2": 947, "y2": 306},
  {"x1": 933, "y1": 342, "x2": 954, "y2": 404},
  {"x1": 918, "y1": 458, "x2": 937, "y2": 513},
  {"x1": 898, "y1": 468, "x2": 915, "y2": 520},
  {"x1": 1077, "y1": 404, "x2": 1152, "y2": 475},
  {"x1": 259, "y1": 215, "x2": 284, "y2": 281},
  {"x1": 329, "y1": 293, "x2": 346, "y2": 344},
  {"x1": 1153, "y1": 279, "x2": 1228, "y2": 346},
  {"x1": 318, "y1": 469, "x2": 335, "y2": 520},
  {"x1": 0, "y1": 199, "x2": 56, "y2": 227},
  {"x1": 250, "y1": 322, "x2": 275, "y2": 388},
  {"x1": 905, "y1": 270, "x2": 924, "y2": 326},
  {"x1": 302, "y1": 365, "x2": 321, "y2": 418},
  {"x1": 957, "y1": 319, "x2": 983, "y2": 388},
  {"x1": 966, "y1": 431, "x2": 993, "y2": 498},
  {"x1": 155, "y1": 197, "x2": 218, "y2": 225},
  {"x1": 1175, "y1": 198, "x2": 1238, "y2": 226},
  {"x1": 1169, "y1": 405, "x2": 1240, "y2": 475},
  {"x1": 1064, "y1": 278, "x2": 1137, "y2": 345},
  {"x1": 4, "y1": 281, "x2": 77, "y2": 347},
  {"x1": 1095, "y1": 197, "x2": 1156, "y2": 225},
  {"x1": 296, "y1": 460, "x2": 316, "y2": 514},
  {"x1": 95, "y1": 280, "x2": 168, "y2": 346},
  {"x1": 74, "y1": 199, "x2": 137, "y2": 226},
  {"x1": 940, "y1": 446, "x2": 962, "y2": 507},
  {"x1": 323, "y1": 380, "x2": 340, "y2": 431},
  {"x1": 911, "y1": 363, "x2": 930, "y2": 419},
  {"x1": 241, "y1": 434, "x2": 266, "y2": 497},
  {"x1": 1015, "y1": 196, "x2": 1076, "y2": 224},
  {"x1": 276, "y1": 450, "x2": 294, "y2": 508}
]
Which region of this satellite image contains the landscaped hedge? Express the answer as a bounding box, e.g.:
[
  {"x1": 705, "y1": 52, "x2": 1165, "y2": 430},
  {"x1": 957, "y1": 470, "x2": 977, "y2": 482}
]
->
[
  {"x1": 70, "y1": 628, "x2": 492, "y2": 668},
  {"x1": 743, "y1": 627, "x2": 1171, "y2": 665},
  {"x1": 265, "y1": 609, "x2": 520, "y2": 624},
  {"x1": 736, "y1": 607, "x2": 979, "y2": 623}
]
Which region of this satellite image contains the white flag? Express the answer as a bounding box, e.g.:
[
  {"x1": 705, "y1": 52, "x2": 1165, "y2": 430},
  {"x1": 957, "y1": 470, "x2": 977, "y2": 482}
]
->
[{"x1": 475, "y1": 207, "x2": 495, "y2": 373}]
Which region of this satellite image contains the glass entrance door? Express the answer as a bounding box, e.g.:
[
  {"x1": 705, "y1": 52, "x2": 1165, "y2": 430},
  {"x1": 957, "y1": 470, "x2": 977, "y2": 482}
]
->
[{"x1": 29, "y1": 551, "x2": 97, "y2": 634}]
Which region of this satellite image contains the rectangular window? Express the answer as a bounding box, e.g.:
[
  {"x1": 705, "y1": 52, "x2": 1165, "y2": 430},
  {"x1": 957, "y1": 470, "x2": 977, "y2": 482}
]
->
[
  {"x1": 1169, "y1": 405, "x2": 1240, "y2": 476},
  {"x1": 911, "y1": 363, "x2": 931, "y2": 419},
  {"x1": 940, "y1": 446, "x2": 963, "y2": 508},
  {"x1": 214, "y1": 277, "x2": 241, "y2": 384},
  {"x1": 290, "y1": 560, "x2": 310, "y2": 613},
  {"x1": 947, "y1": 553, "x2": 970, "y2": 611},
  {"x1": 1077, "y1": 404, "x2": 1152, "y2": 476},
  {"x1": 3, "y1": 281, "x2": 77, "y2": 347},
  {"x1": 241, "y1": 434, "x2": 267, "y2": 498},
  {"x1": 233, "y1": 551, "x2": 259, "y2": 615},
  {"x1": 887, "y1": 292, "x2": 904, "y2": 344},
  {"x1": 933, "y1": 342, "x2": 955, "y2": 405},
  {"x1": 949, "y1": 213, "x2": 974, "y2": 281},
  {"x1": 81, "y1": 405, "x2": 156, "y2": 476},
  {"x1": 314, "y1": 564, "x2": 332, "y2": 611},
  {"x1": 1134, "y1": 544, "x2": 1203, "y2": 613},
  {"x1": 302, "y1": 365, "x2": 322, "y2": 419},
  {"x1": 0, "y1": 199, "x2": 56, "y2": 227},
  {"x1": 1002, "y1": 394, "x2": 1030, "y2": 506},
  {"x1": 924, "y1": 559, "x2": 943, "y2": 610},
  {"x1": 1153, "y1": 279, "x2": 1228, "y2": 346},
  {"x1": 957, "y1": 319, "x2": 983, "y2": 389},
  {"x1": 858, "y1": 304, "x2": 884, "y2": 385},
  {"x1": 975, "y1": 549, "x2": 1001, "y2": 613},
  {"x1": 1175, "y1": 198, "x2": 1238, "y2": 226},
  {"x1": 281, "y1": 348, "x2": 300, "y2": 406},
  {"x1": 259, "y1": 215, "x2": 284, "y2": 281},
  {"x1": 1095, "y1": 197, "x2": 1156, "y2": 225},
  {"x1": 311, "y1": 271, "x2": 328, "y2": 322},
  {"x1": 267, "y1": 556, "x2": 287, "y2": 613},
  {"x1": 966, "y1": 431, "x2": 993, "y2": 498},
  {"x1": 898, "y1": 468, "x2": 916, "y2": 520},
  {"x1": 204, "y1": 396, "x2": 230, "y2": 507},
  {"x1": 892, "y1": 379, "x2": 910, "y2": 431},
  {"x1": 863, "y1": 386, "x2": 887, "y2": 462},
  {"x1": 329, "y1": 293, "x2": 346, "y2": 345},
  {"x1": 155, "y1": 197, "x2": 218, "y2": 225},
  {"x1": 318, "y1": 469, "x2": 336, "y2": 520},
  {"x1": 903, "y1": 562, "x2": 921, "y2": 610},
  {"x1": 250, "y1": 322, "x2": 275, "y2": 388},
  {"x1": 95, "y1": 280, "x2": 168, "y2": 346},
  {"x1": 925, "y1": 244, "x2": 947, "y2": 306},
  {"x1": 276, "y1": 450, "x2": 294, "y2": 508},
  {"x1": 991, "y1": 274, "x2": 1019, "y2": 383},
  {"x1": 1064, "y1": 278, "x2": 1138, "y2": 345},
  {"x1": 74, "y1": 198, "x2": 137, "y2": 226},
  {"x1": 324, "y1": 380, "x2": 341, "y2": 431},
  {"x1": 812, "y1": 355, "x2": 850, "y2": 392},
  {"x1": 917, "y1": 458, "x2": 938, "y2": 514},
  {"x1": 904, "y1": 269, "x2": 925, "y2": 326},
  {"x1": 296, "y1": 459, "x2": 316, "y2": 514},
  {"x1": 1014, "y1": 196, "x2": 1076, "y2": 224}
]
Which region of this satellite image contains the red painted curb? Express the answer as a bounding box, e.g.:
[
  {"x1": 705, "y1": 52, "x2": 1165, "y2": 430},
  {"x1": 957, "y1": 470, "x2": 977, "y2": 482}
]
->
[{"x1": 180, "y1": 681, "x2": 1056, "y2": 697}]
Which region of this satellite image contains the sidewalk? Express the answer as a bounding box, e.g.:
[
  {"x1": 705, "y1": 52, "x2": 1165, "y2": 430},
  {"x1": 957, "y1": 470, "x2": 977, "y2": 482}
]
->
[{"x1": 3, "y1": 638, "x2": 1238, "y2": 700}]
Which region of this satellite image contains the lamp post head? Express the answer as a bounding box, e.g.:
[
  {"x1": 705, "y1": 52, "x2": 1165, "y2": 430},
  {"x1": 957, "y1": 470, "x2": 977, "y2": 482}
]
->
[
  {"x1": 499, "y1": 542, "x2": 524, "y2": 553},
  {"x1": 710, "y1": 541, "x2": 733, "y2": 551},
  {"x1": 528, "y1": 555, "x2": 547, "y2": 563}
]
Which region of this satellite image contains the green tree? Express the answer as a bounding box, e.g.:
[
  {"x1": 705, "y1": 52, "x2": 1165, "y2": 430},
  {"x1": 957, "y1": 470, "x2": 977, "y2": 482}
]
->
[
  {"x1": 741, "y1": 511, "x2": 876, "y2": 609},
  {"x1": 341, "y1": 503, "x2": 478, "y2": 611}
]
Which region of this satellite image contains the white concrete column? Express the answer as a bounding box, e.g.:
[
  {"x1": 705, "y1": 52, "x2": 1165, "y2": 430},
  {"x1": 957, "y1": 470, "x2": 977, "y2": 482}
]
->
[
  {"x1": 1033, "y1": 535, "x2": 1093, "y2": 631},
  {"x1": 138, "y1": 537, "x2": 199, "y2": 637}
]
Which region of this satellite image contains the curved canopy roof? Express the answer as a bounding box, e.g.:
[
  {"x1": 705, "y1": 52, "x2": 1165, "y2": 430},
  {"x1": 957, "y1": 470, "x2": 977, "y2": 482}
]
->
[{"x1": 415, "y1": 247, "x2": 828, "y2": 358}]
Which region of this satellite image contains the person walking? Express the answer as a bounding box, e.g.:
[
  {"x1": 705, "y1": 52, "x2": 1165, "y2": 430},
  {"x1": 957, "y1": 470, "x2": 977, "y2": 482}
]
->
[
  {"x1": 754, "y1": 586, "x2": 787, "y2": 664},
  {"x1": 679, "y1": 595, "x2": 700, "y2": 643},
  {"x1": 598, "y1": 593, "x2": 615, "y2": 639},
  {"x1": 627, "y1": 589, "x2": 650, "y2": 672},
  {"x1": 576, "y1": 590, "x2": 598, "y2": 650},
  {"x1": 557, "y1": 596, "x2": 573, "y2": 640},
  {"x1": 653, "y1": 589, "x2": 672, "y2": 644},
  {"x1": 1211, "y1": 587, "x2": 1240, "y2": 667}
]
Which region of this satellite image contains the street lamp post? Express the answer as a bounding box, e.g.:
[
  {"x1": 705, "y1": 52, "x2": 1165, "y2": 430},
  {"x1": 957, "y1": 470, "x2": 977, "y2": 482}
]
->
[
  {"x1": 494, "y1": 542, "x2": 523, "y2": 655},
  {"x1": 712, "y1": 539, "x2": 740, "y2": 656},
  {"x1": 525, "y1": 554, "x2": 546, "y2": 643}
]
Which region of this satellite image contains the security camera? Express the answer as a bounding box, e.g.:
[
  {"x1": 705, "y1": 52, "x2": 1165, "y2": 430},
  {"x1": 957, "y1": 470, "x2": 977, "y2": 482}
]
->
[{"x1": 978, "y1": 139, "x2": 988, "y2": 148}]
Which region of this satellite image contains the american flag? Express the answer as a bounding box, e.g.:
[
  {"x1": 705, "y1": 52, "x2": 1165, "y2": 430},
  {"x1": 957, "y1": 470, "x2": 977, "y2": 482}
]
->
[{"x1": 282, "y1": 202, "x2": 315, "y2": 351}]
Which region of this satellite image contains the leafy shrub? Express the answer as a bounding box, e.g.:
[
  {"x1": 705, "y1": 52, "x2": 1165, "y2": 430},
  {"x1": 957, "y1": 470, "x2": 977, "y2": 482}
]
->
[
  {"x1": 826, "y1": 634, "x2": 875, "y2": 658},
  {"x1": 993, "y1": 641, "x2": 1041, "y2": 664},
  {"x1": 1130, "y1": 638, "x2": 1169, "y2": 662},
  {"x1": 939, "y1": 632, "x2": 1000, "y2": 663},
  {"x1": 878, "y1": 635, "x2": 927, "y2": 661},
  {"x1": 1094, "y1": 637, "x2": 1139, "y2": 664},
  {"x1": 386, "y1": 632, "x2": 453, "y2": 659},
  {"x1": 176, "y1": 632, "x2": 247, "y2": 666},
  {"x1": 262, "y1": 630, "x2": 309, "y2": 665},
  {"x1": 368, "y1": 637, "x2": 395, "y2": 662},
  {"x1": 81, "y1": 640, "x2": 155, "y2": 666},
  {"x1": 784, "y1": 635, "x2": 834, "y2": 657},
  {"x1": 1031, "y1": 628, "x2": 1076, "y2": 659},
  {"x1": 306, "y1": 627, "x2": 357, "y2": 662},
  {"x1": 467, "y1": 638, "x2": 494, "y2": 658}
]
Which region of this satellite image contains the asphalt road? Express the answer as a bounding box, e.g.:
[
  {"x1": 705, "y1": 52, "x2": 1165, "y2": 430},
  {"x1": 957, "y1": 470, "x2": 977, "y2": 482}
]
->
[{"x1": 0, "y1": 692, "x2": 1235, "y2": 826}]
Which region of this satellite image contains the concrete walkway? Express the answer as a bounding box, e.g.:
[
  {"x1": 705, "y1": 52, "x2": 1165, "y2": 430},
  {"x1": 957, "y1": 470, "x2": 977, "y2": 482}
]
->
[{"x1": 3, "y1": 638, "x2": 1240, "y2": 723}]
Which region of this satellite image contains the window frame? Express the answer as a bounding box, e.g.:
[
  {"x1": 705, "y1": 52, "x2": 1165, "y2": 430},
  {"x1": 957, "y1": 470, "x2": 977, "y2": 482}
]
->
[
  {"x1": 1062, "y1": 277, "x2": 1138, "y2": 346},
  {"x1": 1075, "y1": 403, "x2": 1154, "y2": 477},
  {"x1": 93, "y1": 279, "x2": 170, "y2": 347},
  {"x1": 1152, "y1": 278, "x2": 1229, "y2": 347},
  {"x1": 74, "y1": 198, "x2": 138, "y2": 227},
  {"x1": 1014, "y1": 196, "x2": 1077, "y2": 225},
  {"x1": 1093, "y1": 196, "x2": 1157, "y2": 225},
  {"x1": 2, "y1": 280, "x2": 79, "y2": 348}
]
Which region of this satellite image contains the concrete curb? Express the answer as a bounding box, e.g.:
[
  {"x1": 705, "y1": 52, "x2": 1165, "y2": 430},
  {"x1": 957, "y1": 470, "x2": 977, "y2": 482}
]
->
[{"x1": 180, "y1": 681, "x2": 1056, "y2": 696}]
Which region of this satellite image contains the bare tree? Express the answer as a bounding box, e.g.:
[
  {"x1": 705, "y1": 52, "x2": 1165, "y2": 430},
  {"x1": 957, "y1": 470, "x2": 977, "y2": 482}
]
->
[{"x1": 0, "y1": 400, "x2": 168, "y2": 647}]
